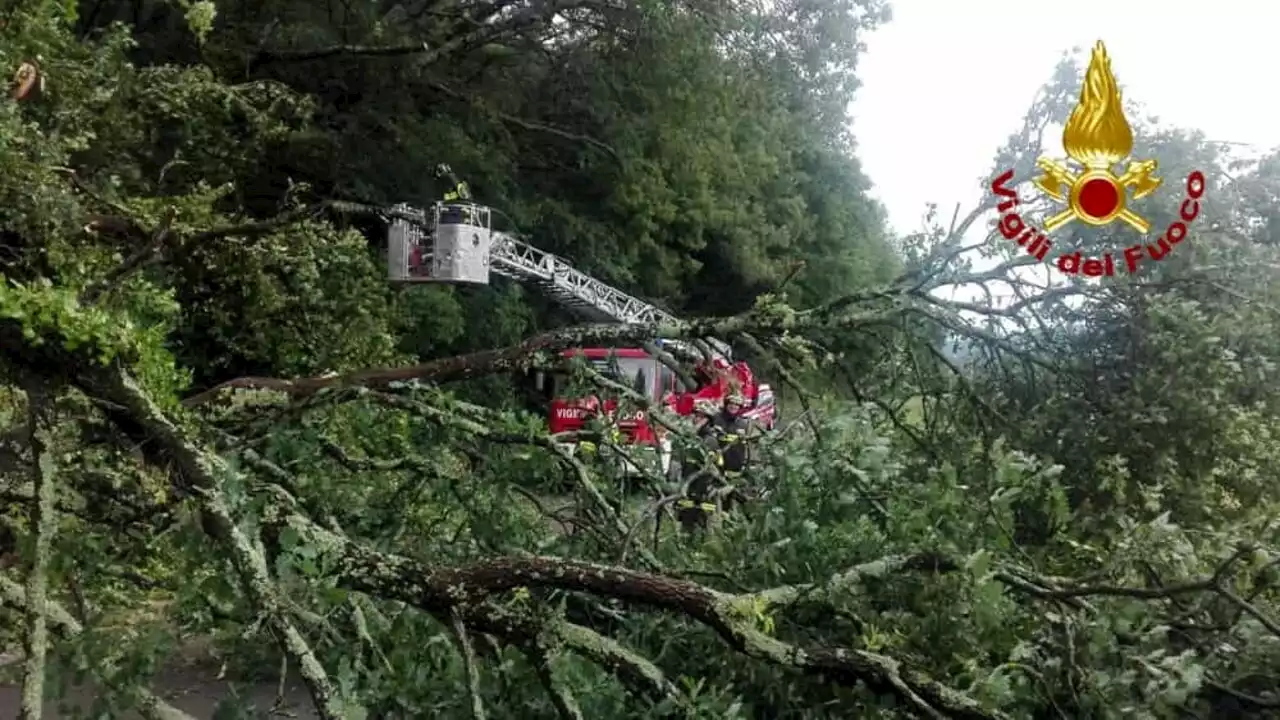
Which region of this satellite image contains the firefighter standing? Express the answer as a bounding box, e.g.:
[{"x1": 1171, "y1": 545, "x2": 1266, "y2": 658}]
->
[
  {"x1": 714, "y1": 393, "x2": 750, "y2": 475},
  {"x1": 677, "y1": 393, "x2": 752, "y2": 533}
]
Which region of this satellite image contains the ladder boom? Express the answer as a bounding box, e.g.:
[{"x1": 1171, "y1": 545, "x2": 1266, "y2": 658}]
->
[
  {"x1": 491, "y1": 231, "x2": 678, "y2": 325},
  {"x1": 385, "y1": 199, "x2": 761, "y2": 431},
  {"x1": 388, "y1": 203, "x2": 679, "y2": 326}
]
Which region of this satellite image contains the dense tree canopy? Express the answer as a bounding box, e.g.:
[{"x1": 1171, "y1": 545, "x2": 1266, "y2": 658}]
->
[{"x1": 4, "y1": 2, "x2": 1280, "y2": 719}]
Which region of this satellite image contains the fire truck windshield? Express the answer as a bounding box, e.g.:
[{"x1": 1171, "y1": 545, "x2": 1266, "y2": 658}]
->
[
  {"x1": 590, "y1": 356, "x2": 654, "y2": 398},
  {"x1": 556, "y1": 354, "x2": 659, "y2": 401}
]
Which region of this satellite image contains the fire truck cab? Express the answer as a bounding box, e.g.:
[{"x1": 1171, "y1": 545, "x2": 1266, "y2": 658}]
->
[
  {"x1": 545, "y1": 348, "x2": 677, "y2": 438},
  {"x1": 537, "y1": 346, "x2": 777, "y2": 477}
]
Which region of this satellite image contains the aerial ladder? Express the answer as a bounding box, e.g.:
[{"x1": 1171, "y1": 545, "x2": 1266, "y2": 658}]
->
[
  {"x1": 385, "y1": 201, "x2": 684, "y2": 328},
  {"x1": 381, "y1": 181, "x2": 777, "y2": 471}
]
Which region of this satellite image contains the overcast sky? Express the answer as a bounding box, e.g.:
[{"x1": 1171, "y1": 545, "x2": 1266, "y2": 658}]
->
[{"x1": 850, "y1": 0, "x2": 1280, "y2": 238}]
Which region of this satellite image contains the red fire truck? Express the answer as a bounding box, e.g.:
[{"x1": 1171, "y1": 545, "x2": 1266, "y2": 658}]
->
[
  {"x1": 541, "y1": 346, "x2": 776, "y2": 475},
  {"x1": 385, "y1": 193, "x2": 776, "y2": 473}
]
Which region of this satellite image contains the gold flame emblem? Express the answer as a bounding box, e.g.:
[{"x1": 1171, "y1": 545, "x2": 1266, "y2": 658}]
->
[{"x1": 1034, "y1": 41, "x2": 1161, "y2": 233}]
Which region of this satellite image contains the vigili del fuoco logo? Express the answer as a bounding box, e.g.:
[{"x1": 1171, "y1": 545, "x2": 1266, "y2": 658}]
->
[{"x1": 989, "y1": 41, "x2": 1205, "y2": 277}]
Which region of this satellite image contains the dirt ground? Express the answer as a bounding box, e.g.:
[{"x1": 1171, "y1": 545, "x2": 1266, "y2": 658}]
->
[
  {"x1": 0, "y1": 644, "x2": 318, "y2": 719},
  {"x1": 0, "y1": 674, "x2": 318, "y2": 719}
]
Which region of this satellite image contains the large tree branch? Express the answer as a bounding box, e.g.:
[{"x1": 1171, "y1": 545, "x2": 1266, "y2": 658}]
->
[
  {"x1": 450, "y1": 610, "x2": 488, "y2": 720},
  {"x1": 249, "y1": 0, "x2": 591, "y2": 70},
  {"x1": 423, "y1": 78, "x2": 621, "y2": 163},
  {"x1": 179, "y1": 321, "x2": 682, "y2": 406},
  {"x1": 77, "y1": 192, "x2": 343, "y2": 304},
  {"x1": 0, "y1": 322, "x2": 351, "y2": 719},
  {"x1": 178, "y1": 297, "x2": 899, "y2": 407},
  {"x1": 451, "y1": 601, "x2": 683, "y2": 708},
  {"x1": 4, "y1": 315, "x2": 691, "y2": 711},
  {"x1": 18, "y1": 378, "x2": 55, "y2": 720},
  {"x1": 555, "y1": 622, "x2": 679, "y2": 704},
  {"x1": 523, "y1": 638, "x2": 587, "y2": 720},
  {"x1": 264, "y1": 505, "x2": 1008, "y2": 720},
  {"x1": 175, "y1": 245, "x2": 1071, "y2": 411}
]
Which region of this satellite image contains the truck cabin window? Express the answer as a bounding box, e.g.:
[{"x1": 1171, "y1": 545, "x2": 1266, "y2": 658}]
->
[{"x1": 555, "y1": 355, "x2": 659, "y2": 401}]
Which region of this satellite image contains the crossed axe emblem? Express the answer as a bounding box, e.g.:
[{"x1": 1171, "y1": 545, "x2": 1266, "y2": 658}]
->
[{"x1": 1033, "y1": 158, "x2": 1161, "y2": 234}]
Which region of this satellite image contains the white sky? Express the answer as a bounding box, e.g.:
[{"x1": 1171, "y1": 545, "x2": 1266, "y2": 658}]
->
[{"x1": 851, "y1": 0, "x2": 1280, "y2": 239}]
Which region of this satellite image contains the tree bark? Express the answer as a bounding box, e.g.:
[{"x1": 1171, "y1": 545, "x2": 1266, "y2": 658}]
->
[{"x1": 19, "y1": 378, "x2": 56, "y2": 720}]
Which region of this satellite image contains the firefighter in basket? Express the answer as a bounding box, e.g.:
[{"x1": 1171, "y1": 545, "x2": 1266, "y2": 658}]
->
[
  {"x1": 436, "y1": 163, "x2": 472, "y2": 202},
  {"x1": 410, "y1": 164, "x2": 474, "y2": 275}
]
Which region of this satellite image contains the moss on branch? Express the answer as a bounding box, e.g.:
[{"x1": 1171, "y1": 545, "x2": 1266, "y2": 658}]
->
[{"x1": 274, "y1": 512, "x2": 1008, "y2": 719}]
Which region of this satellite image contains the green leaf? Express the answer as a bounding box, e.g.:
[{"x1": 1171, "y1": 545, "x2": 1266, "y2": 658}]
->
[{"x1": 278, "y1": 526, "x2": 301, "y2": 551}]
